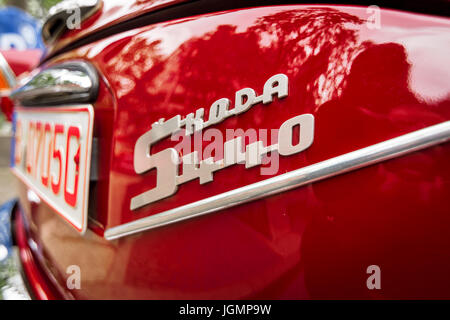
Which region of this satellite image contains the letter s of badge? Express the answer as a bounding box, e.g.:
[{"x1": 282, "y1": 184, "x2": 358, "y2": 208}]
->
[{"x1": 130, "y1": 116, "x2": 180, "y2": 210}]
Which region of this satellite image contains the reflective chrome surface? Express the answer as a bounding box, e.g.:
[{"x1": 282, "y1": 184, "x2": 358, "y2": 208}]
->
[
  {"x1": 42, "y1": 0, "x2": 102, "y2": 45},
  {"x1": 131, "y1": 74, "x2": 294, "y2": 210},
  {"x1": 11, "y1": 61, "x2": 98, "y2": 106},
  {"x1": 105, "y1": 121, "x2": 450, "y2": 240}
]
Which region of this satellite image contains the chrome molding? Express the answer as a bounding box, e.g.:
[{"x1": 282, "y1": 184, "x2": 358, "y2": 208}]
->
[
  {"x1": 11, "y1": 61, "x2": 98, "y2": 106},
  {"x1": 0, "y1": 52, "x2": 16, "y2": 88},
  {"x1": 105, "y1": 121, "x2": 450, "y2": 240},
  {"x1": 42, "y1": 0, "x2": 102, "y2": 45}
]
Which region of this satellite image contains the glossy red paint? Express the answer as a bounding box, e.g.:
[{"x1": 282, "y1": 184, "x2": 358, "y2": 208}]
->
[
  {"x1": 14, "y1": 211, "x2": 59, "y2": 300},
  {"x1": 0, "y1": 96, "x2": 13, "y2": 121},
  {"x1": 14, "y1": 5, "x2": 450, "y2": 299}
]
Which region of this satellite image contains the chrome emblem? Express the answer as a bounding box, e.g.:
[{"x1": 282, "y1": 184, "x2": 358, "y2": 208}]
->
[{"x1": 131, "y1": 74, "x2": 314, "y2": 210}]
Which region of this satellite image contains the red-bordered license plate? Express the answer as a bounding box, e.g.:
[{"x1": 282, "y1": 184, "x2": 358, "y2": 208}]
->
[{"x1": 11, "y1": 105, "x2": 94, "y2": 233}]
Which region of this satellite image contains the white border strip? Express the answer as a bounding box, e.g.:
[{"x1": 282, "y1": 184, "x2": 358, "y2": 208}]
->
[{"x1": 105, "y1": 121, "x2": 450, "y2": 240}]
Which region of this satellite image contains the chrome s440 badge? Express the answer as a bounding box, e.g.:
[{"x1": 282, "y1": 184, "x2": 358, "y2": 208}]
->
[{"x1": 131, "y1": 74, "x2": 314, "y2": 210}]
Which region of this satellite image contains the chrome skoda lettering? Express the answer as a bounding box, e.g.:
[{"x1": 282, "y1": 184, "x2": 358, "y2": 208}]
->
[{"x1": 131, "y1": 74, "x2": 313, "y2": 211}]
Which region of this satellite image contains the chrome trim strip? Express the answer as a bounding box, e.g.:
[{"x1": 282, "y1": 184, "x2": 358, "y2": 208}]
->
[
  {"x1": 105, "y1": 121, "x2": 450, "y2": 240},
  {"x1": 11, "y1": 61, "x2": 98, "y2": 106}
]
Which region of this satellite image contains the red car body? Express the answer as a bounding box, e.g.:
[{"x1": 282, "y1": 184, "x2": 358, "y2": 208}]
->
[{"x1": 4, "y1": 1, "x2": 450, "y2": 299}]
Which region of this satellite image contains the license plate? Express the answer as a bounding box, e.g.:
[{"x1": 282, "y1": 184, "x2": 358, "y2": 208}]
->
[{"x1": 11, "y1": 105, "x2": 94, "y2": 233}]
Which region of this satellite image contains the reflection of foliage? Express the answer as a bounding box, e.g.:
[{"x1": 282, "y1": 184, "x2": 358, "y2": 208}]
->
[
  {"x1": 108, "y1": 38, "x2": 164, "y2": 99},
  {"x1": 106, "y1": 7, "x2": 369, "y2": 167},
  {"x1": 28, "y1": 69, "x2": 88, "y2": 87},
  {"x1": 141, "y1": 8, "x2": 366, "y2": 115},
  {"x1": 249, "y1": 9, "x2": 366, "y2": 107}
]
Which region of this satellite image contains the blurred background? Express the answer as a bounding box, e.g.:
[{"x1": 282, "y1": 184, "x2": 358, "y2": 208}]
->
[
  {"x1": 0, "y1": 1, "x2": 62, "y2": 299},
  {"x1": 0, "y1": 0, "x2": 61, "y2": 20}
]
